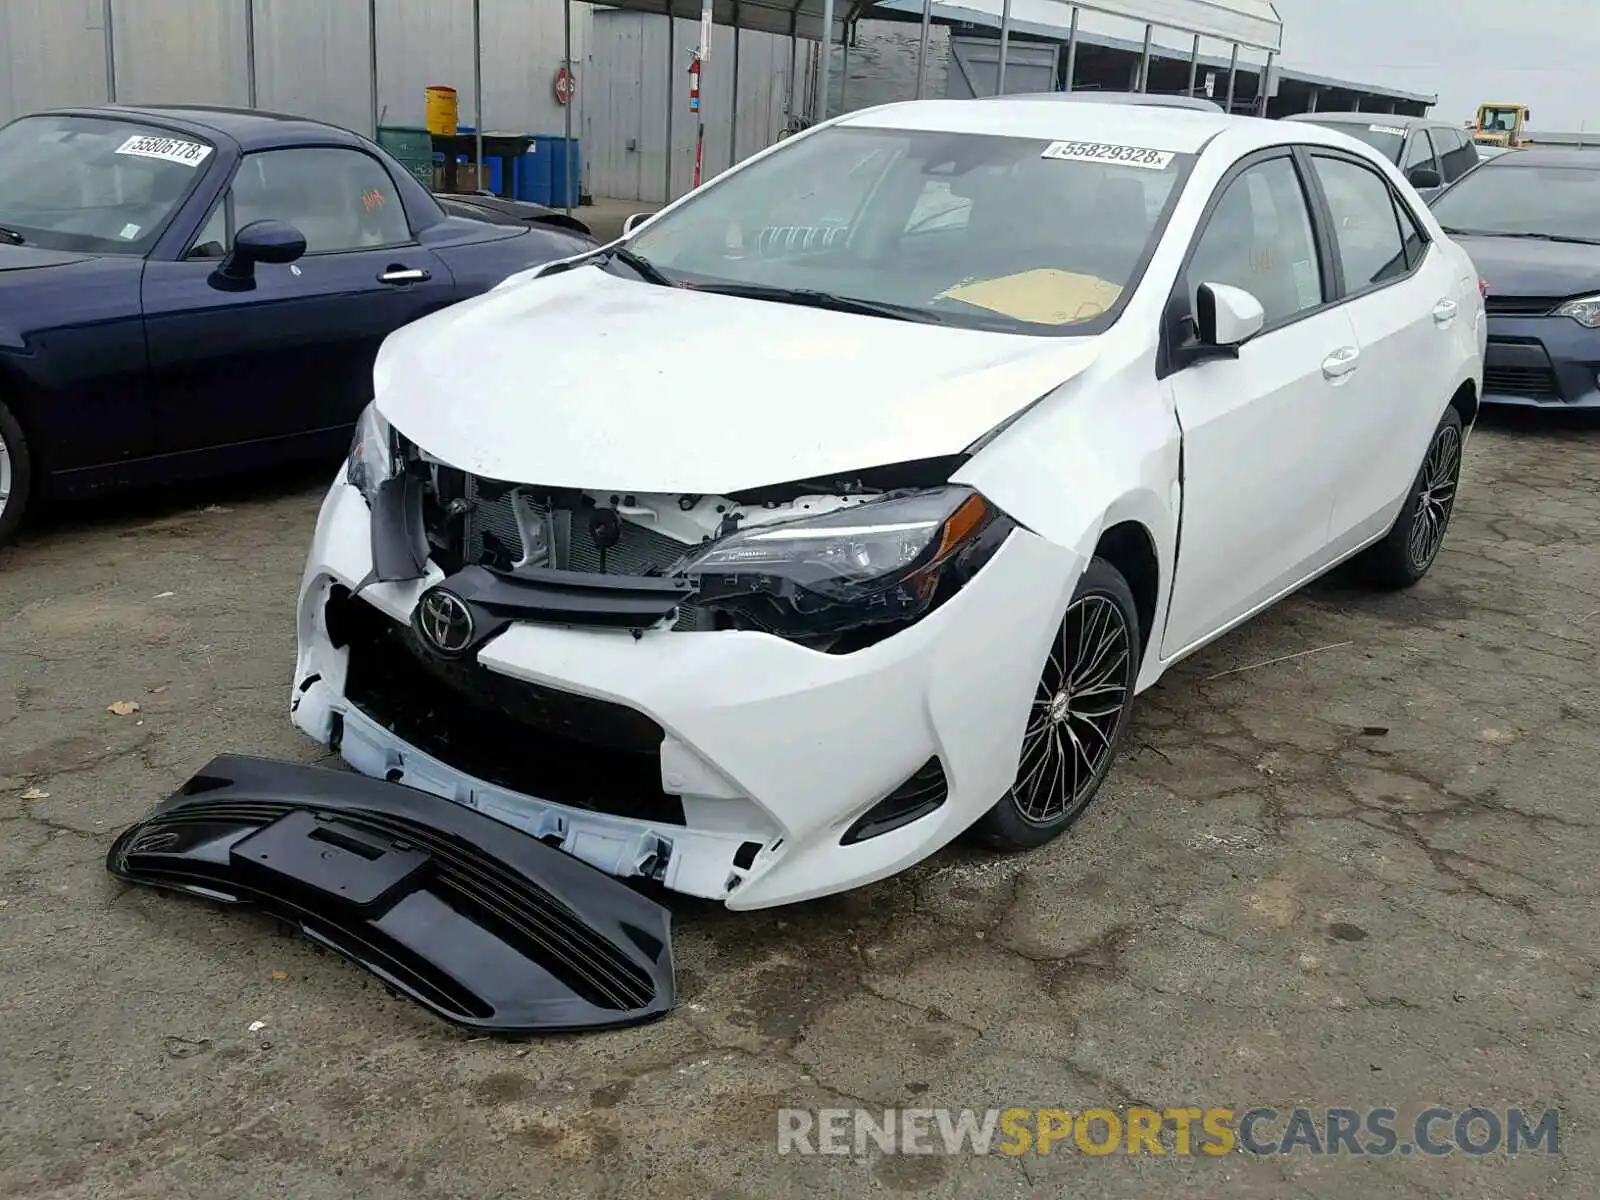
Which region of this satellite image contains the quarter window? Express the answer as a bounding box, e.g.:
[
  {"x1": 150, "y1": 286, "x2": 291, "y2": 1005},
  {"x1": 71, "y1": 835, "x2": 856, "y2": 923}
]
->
[
  {"x1": 1310, "y1": 155, "x2": 1410, "y2": 289},
  {"x1": 1186, "y1": 156, "x2": 1326, "y2": 328}
]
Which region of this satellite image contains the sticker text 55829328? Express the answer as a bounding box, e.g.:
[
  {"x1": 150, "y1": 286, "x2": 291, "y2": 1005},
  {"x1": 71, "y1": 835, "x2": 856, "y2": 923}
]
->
[
  {"x1": 1040, "y1": 140, "x2": 1175, "y2": 171},
  {"x1": 115, "y1": 134, "x2": 214, "y2": 168}
]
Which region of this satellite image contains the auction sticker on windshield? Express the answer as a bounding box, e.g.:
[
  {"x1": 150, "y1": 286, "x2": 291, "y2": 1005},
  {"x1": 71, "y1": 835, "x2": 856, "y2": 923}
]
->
[
  {"x1": 115, "y1": 134, "x2": 213, "y2": 168},
  {"x1": 1041, "y1": 140, "x2": 1174, "y2": 170},
  {"x1": 1369, "y1": 125, "x2": 1408, "y2": 138}
]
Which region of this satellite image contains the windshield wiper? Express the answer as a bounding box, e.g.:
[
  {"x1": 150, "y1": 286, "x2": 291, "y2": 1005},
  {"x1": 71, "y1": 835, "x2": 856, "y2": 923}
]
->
[
  {"x1": 685, "y1": 282, "x2": 941, "y2": 323},
  {"x1": 0, "y1": 226, "x2": 25, "y2": 245},
  {"x1": 1443, "y1": 227, "x2": 1600, "y2": 245},
  {"x1": 597, "y1": 245, "x2": 680, "y2": 287}
]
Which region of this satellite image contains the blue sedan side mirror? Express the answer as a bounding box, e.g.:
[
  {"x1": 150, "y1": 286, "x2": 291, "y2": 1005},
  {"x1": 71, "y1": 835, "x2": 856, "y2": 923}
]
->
[{"x1": 210, "y1": 219, "x2": 308, "y2": 291}]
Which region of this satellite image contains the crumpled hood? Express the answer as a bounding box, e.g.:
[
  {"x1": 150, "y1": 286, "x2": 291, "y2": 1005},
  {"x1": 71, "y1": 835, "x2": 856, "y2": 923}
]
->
[{"x1": 375, "y1": 265, "x2": 1100, "y2": 494}]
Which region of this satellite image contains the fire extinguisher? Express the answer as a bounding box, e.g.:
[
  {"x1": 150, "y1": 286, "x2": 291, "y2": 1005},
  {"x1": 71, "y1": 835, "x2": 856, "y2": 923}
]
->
[{"x1": 689, "y1": 52, "x2": 705, "y2": 188}]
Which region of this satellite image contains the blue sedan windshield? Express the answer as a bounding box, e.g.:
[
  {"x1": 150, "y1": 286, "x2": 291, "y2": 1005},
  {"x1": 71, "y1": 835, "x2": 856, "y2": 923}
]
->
[{"x1": 0, "y1": 114, "x2": 214, "y2": 254}]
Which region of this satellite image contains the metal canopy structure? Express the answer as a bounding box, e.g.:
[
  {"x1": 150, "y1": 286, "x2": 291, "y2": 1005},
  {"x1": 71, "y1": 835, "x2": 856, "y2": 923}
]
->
[
  {"x1": 569, "y1": 0, "x2": 1281, "y2": 202},
  {"x1": 202, "y1": 0, "x2": 1285, "y2": 214}
]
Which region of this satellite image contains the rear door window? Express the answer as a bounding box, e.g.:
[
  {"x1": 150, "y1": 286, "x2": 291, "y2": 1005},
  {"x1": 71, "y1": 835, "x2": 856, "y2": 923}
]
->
[{"x1": 1310, "y1": 154, "x2": 1411, "y2": 290}]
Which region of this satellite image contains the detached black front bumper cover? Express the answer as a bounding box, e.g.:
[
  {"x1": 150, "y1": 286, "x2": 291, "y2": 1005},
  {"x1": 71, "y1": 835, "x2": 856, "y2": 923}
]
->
[{"x1": 106, "y1": 755, "x2": 675, "y2": 1034}]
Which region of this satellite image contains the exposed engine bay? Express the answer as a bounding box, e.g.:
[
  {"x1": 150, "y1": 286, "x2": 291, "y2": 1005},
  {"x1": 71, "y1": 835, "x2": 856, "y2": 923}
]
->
[{"x1": 379, "y1": 445, "x2": 1002, "y2": 651}]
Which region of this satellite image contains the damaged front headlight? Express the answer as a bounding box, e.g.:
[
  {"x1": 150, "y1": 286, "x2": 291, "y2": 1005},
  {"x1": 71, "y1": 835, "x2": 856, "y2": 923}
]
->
[
  {"x1": 675, "y1": 486, "x2": 1015, "y2": 649},
  {"x1": 346, "y1": 402, "x2": 401, "y2": 505}
]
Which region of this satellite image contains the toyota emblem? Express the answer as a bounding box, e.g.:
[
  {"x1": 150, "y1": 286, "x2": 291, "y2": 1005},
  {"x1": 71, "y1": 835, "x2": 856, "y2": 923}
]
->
[{"x1": 415, "y1": 587, "x2": 474, "y2": 656}]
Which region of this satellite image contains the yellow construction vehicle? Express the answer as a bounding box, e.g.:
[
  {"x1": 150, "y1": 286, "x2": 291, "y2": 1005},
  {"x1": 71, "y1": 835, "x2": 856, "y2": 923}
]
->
[{"x1": 1470, "y1": 103, "x2": 1532, "y2": 147}]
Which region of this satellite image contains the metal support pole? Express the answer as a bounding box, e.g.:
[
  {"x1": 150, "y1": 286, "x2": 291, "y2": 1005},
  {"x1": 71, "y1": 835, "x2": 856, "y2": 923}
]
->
[
  {"x1": 1224, "y1": 42, "x2": 1238, "y2": 114},
  {"x1": 787, "y1": 11, "x2": 797, "y2": 122},
  {"x1": 563, "y1": 0, "x2": 574, "y2": 211},
  {"x1": 1258, "y1": 49, "x2": 1273, "y2": 116},
  {"x1": 1063, "y1": 8, "x2": 1078, "y2": 93},
  {"x1": 818, "y1": 0, "x2": 835, "y2": 120},
  {"x1": 1186, "y1": 33, "x2": 1199, "y2": 96},
  {"x1": 1307, "y1": 87, "x2": 1318, "y2": 113},
  {"x1": 1137, "y1": 23, "x2": 1152, "y2": 93},
  {"x1": 244, "y1": 0, "x2": 258, "y2": 107},
  {"x1": 472, "y1": 0, "x2": 484, "y2": 189},
  {"x1": 665, "y1": 5, "x2": 676, "y2": 202},
  {"x1": 839, "y1": 23, "x2": 850, "y2": 112},
  {"x1": 368, "y1": 0, "x2": 379, "y2": 135},
  {"x1": 729, "y1": 2, "x2": 741, "y2": 164},
  {"x1": 915, "y1": 0, "x2": 932, "y2": 99},
  {"x1": 102, "y1": 0, "x2": 117, "y2": 103},
  {"x1": 997, "y1": 0, "x2": 1012, "y2": 96}
]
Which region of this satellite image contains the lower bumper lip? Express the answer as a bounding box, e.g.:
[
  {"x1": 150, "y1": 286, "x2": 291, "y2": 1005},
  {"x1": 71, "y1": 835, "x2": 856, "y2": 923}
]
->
[{"x1": 106, "y1": 754, "x2": 676, "y2": 1034}]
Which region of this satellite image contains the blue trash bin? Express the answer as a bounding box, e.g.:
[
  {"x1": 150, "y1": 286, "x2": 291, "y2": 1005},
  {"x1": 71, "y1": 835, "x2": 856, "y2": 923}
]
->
[
  {"x1": 534, "y1": 134, "x2": 582, "y2": 207},
  {"x1": 515, "y1": 147, "x2": 552, "y2": 205}
]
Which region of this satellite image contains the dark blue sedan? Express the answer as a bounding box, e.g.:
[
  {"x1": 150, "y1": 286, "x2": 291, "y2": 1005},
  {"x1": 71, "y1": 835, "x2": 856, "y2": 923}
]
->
[
  {"x1": 1430, "y1": 149, "x2": 1600, "y2": 409},
  {"x1": 0, "y1": 105, "x2": 596, "y2": 544}
]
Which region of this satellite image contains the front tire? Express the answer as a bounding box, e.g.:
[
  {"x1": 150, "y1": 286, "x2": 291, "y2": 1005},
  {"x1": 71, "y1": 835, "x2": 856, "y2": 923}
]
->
[
  {"x1": 971, "y1": 556, "x2": 1141, "y2": 851},
  {"x1": 0, "y1": 397, "x2": 32, "y2": 548},
  {"x1": 1357, "y1": 405, "x2": 1464, "y2": 590}
]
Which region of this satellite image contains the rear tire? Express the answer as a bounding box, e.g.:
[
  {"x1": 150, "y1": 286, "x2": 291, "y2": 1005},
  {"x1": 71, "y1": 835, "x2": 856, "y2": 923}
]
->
[
  {"x1": 1357, "y1": 405, "x2": 1463, "y2": 590},
  {"x1": 0, "y1": 397, "x2": 32, "y2": 548},
  {"x1": 971, "y1": 556, "x2": 1141, "y2": 851}
]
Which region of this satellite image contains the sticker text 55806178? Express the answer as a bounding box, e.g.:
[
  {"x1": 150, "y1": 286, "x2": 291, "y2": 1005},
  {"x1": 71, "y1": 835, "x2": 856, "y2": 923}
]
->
[
  {"x1": 1040, "y1": 140, "x2": 1175, "y2": 171},
  {"x1": 115, "y1": 134, "x2": 214, "y2": 168}
]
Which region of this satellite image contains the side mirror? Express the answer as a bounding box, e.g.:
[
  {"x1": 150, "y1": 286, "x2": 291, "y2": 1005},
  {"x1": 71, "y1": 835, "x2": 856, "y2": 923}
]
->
[
  {"x1": 1195, "y1": 282, "x2": 1265, "y2": 348},
  {"x1": 1407, "y1": 165, "x2": 1443, "y2": 190},
  {"x1": 210, "y1": 219, "x2": 307, "y2": 291},
  {"x1": 621, "y1": 212, "x2": 651, "y2": 237}
]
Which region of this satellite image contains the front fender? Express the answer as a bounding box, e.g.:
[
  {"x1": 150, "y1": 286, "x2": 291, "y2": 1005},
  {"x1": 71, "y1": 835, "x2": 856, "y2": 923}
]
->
[{"x1": 952, "y1": 366, "x2": 1181, "y2": 690}]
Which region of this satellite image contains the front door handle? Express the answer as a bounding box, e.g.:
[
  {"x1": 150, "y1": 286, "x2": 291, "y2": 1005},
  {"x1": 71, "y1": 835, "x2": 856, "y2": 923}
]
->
[
  {"x1": 379, "y1": 266, "x2": 431, "y2": 285},
  {"x1": 1432, "y1": 299, "x2": 1459, "y2": 325},
  {"x1": 1321, "y1": 346, "x2": 1361, "y2": 381}
]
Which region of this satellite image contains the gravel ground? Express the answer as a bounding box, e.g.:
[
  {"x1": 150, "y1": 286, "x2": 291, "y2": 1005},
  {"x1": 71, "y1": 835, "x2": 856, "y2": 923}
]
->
[{"x1": 1, "y1": 412, "x2": 1596, "y2": 1199}]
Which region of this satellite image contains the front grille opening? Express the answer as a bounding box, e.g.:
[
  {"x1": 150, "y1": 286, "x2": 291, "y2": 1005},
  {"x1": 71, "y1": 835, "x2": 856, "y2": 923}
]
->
[
  {"x1": 332, "y1": 590, "x2": 686, "y2": 826},
  {"x1": 841, "y1": 758, "x2": 949, "y2": 845},
  {"x1": 1484, "y1": 364, "x2": 1562, "y2": 399},
  {"x1": 1484, "y1": 295, "x2": 1558, "y2": 317}
]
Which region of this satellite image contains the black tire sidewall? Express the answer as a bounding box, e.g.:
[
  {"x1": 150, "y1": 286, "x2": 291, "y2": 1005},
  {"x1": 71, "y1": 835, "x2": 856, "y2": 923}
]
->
[
  {"x1": 0, "y1": 398, "x2": 31, "y2": 545},
  {"x1": 1365, "y1": 405, "x2": 1464, "y2": 587},
  {"x1": 973, "y1": 555, "x2": 1142, "y2": 850}
]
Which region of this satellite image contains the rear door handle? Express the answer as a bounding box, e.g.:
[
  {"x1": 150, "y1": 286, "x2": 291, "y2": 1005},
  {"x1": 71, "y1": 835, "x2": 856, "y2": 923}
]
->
[
  {"x1": 1432, "y1": 299, "x2": 1459, "y2": 325},
  {"x1": 379, "y1": 266, "x2": 431, "y2": 285},
  {"x1": 1321, "y1": 346, "x2": 1361, "y2": 381}
]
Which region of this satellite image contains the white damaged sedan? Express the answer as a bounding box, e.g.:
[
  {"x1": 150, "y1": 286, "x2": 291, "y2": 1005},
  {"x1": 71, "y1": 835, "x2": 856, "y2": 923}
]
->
[{"x1": 292, "y1": 98, "x2": 1485, "y2": 909}]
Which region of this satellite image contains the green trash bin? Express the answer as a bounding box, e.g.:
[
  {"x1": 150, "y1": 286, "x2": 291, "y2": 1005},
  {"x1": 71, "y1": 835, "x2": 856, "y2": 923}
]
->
[{"x1": 377, "y1": 125, "x2": 435, "y2": 189}]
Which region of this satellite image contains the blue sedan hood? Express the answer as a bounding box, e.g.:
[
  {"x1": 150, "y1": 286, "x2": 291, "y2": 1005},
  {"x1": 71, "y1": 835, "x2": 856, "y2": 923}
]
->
[
  {"x1": 1453, "y1": 233, "x2": 1600, "y2": 298},
  {"x1": 0, "y1": 244, "x2": 97, "y2": 272}
]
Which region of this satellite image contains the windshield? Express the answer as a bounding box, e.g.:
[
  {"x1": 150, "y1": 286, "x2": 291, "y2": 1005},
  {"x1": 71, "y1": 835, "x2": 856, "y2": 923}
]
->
[
  {"x1": 1432, "y1": 165, "x2": 1600, "y2": 241},
  {"x1": 0, "y1": 114, "x2": 214, "y2": 253},
  {"x1": 1296, "y1": 119, "x2": 1405, "y2": 163},
  {"x1": 624, "y1": 125, "x2": 1192, "y2": 334},
  {"x1": 1479, "y1": 107, "x2": 1521, "y2": 132}
]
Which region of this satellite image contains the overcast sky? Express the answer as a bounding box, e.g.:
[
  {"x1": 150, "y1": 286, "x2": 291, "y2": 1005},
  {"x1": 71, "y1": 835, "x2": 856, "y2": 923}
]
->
[{"x1": 1270, "y1": 0, "x2": 1600, "y2": 131}]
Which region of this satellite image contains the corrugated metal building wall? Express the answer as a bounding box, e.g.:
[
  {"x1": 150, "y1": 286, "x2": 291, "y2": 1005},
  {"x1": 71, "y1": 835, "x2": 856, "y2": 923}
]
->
[
  {"x1": 587, "y1": 10, "x2": 808, "y2": 202},
  {"x1": 0, "y1": 0, "x2": 806, "y2": 201}
]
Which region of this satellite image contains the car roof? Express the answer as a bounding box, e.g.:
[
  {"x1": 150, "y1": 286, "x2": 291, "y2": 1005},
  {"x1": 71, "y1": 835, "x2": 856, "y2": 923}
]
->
[
  {"x1": 837, "y1": 98, "x2": 1369, "y2": 158},
  {"x1": 1479, "y1": 147, "x2": 1600, "y2": 169},
  {"x1": 36, "y1": 104, "x2": 366, "y2": 151},
  {"x1": 979, "y1": 91, "x2": 1225, "y2": 113},
  {"x1": 1284, "y1": 112, "x2": 1436, "y2": 129}
]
